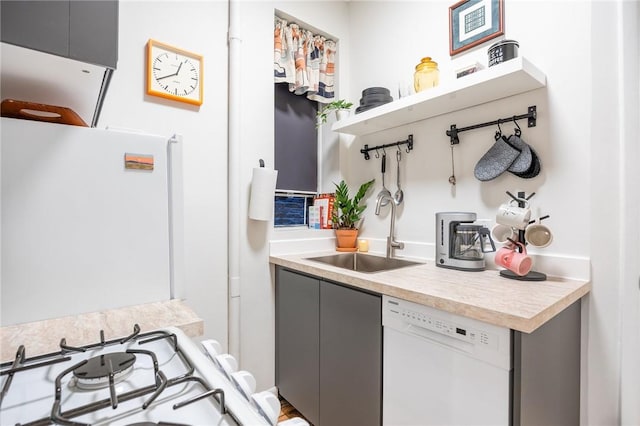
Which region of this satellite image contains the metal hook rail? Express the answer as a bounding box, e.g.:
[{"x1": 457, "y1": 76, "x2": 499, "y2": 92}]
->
[
  {"x1": 446, "y1": 106, "x2": 537, "y2": 145},
  {"x1": 360, "y1": 134, "x2": 413, "y2": 160}
]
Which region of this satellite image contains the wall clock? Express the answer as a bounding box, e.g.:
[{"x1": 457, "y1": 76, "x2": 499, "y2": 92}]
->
[{"x1": 146, "y1": 39, "x2": 203, "y2": 106}]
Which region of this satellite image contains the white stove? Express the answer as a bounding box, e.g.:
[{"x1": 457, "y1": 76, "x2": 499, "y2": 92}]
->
[{"x1": 0, "y1": 325, "x2": 306, "y2": 426}]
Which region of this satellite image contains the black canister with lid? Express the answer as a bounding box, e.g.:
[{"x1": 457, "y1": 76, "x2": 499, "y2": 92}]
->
[{"x1": 488, "y1": 39, "x2": 519, "y2": 67}]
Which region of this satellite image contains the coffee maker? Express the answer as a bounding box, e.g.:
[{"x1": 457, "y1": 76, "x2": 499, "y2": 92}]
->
[{"x1": 435, "y1": 212, "x2": 495, "y2": 271}]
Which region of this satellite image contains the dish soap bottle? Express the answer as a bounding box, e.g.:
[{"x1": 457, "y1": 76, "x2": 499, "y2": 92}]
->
[{"x1": 414, "y1": 57, "x2": 439, "y2": 92}]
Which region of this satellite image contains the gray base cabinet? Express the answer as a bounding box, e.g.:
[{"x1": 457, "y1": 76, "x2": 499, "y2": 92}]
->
[
  {"x1": 513, "y1": 300, "x2": 581, "y2": 426},
  {"x1": 1, "y1": 0, "x2": 118, "y2": 69},
  {"x1": 276, "y1": 268, "x2": 320, "y2": 423},
  {"x1": 276, "y1": 267, "x2": 382, "y2": 426}
]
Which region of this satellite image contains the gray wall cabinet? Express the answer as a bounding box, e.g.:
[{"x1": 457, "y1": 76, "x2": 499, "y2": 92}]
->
[
  {"x1": 276, "y1": 267, "x2": 382, "y2": 426},
  {"x1": 1, "y1": 0, "x2": 118, "y2": 69}
]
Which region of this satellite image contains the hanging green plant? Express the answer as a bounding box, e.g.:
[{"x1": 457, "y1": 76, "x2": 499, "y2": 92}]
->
[{"x1": 316, "y1": 99, "x2": 353, "y2": 127}]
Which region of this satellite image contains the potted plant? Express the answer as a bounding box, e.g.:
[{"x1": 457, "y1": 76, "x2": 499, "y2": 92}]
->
[
  {"x1": 331, "y1": 178, "x2": 375, "y2": 250},
  {"x1": 316, "y1": 99, "x2": 353, "y2": 127}
]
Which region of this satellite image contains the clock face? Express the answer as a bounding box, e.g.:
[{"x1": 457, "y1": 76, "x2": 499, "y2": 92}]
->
[
  {"x1": 147, "y1": 40, "x2": 203, "y2": 106},
  {"x1": 153, "y1": 54, "x2": 198, "y2": 96}
]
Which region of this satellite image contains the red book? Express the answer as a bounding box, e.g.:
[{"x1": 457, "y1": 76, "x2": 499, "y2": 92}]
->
[{"x1": 313, "y1": 193, "x2": 335, "y2": 229}]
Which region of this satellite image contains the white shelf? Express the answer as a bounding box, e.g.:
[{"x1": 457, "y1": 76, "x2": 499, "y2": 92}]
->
[{"x1": 332, "y1": 57, "x2": 546, "y2": 136}]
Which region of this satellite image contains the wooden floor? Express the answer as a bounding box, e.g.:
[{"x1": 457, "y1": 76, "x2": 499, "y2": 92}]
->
[{"x1": 278, "y1": 395, "x2": 312, "y2": 424}]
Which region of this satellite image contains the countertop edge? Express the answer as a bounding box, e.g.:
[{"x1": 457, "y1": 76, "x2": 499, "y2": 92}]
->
[
  {"x1": 270, "y1": 254, "x2": 591, "y2": 333},
  {"x1": 0, "y1": 299, "x2": 203, "y2": 363}
]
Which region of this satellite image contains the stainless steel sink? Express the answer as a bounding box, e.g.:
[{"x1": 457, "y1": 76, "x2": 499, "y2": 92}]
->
[{"x1": 305, "y1": 253, "x2": 423, "y2": 273}]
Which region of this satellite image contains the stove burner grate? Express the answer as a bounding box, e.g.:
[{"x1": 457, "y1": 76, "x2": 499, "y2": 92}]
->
[
  {"x1": 73, "y1": 352, "x2": 136, "y2": 389},
  {"x1": 2, "y1": 327, "x2": 235, "y2": 426}
]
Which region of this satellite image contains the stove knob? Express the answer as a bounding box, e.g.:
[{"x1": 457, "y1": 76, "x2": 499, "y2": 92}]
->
[
  {"x1": 213, "y1": 353, "x2": 238, "y2": 379},
  {"x1": 251, "y1": 391, "x2": 281, "y2": 426},
  {"x1": 230, "y1": 370, "x2": 256, "y2": 400},
  {"x1": 201, "y1": 339, "x2": 223, "y2": 360}
]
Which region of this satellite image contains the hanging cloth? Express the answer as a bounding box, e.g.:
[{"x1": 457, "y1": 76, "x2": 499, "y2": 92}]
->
[{"x1": 274, "y1": 17, "x2": 336, "y2": 103}]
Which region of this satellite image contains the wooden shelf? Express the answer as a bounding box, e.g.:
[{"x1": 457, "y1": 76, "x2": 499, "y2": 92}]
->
[{"x1": 332, "y1": 57, "x2": 546, "y2": 136}]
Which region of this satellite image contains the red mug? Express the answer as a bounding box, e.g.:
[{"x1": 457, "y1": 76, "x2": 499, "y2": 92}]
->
[{"x1": 495, "y1": 242, "x2": 532, "y2": 276}]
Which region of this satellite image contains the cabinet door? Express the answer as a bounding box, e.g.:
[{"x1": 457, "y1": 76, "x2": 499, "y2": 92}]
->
[
  {"x1": 320, "y1": 280, "x2": 382, "y2": 426},
  {"x1": 1, "y1": 0, "x2": 118, "y2": 69},
  {"x1": 70, "y1": 1, "x2": 118, "y2": 68},
  {"x1": 275, "y1": 268, "x2": 320, "y2": 425},
  {"x1": 1, "y1": 1, "x2": 69, "y2": 57}
]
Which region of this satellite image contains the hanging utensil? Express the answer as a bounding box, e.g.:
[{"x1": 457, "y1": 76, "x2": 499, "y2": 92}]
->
[
  {"x1": 449, "y1": 145, "x2": 457, "y2": 185},
  {"x1": 394, "y1": 150, "x2": 404, "y2": 204},
  {"x1": 377, "y1": 153, "x2": 391, "y2": 206}
]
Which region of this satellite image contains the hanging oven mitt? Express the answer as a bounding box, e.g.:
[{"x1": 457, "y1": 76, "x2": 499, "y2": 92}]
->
[
  {"x1": 474, "y1": 132, "x2": 521, "y2": 181},
  {"x1": 506, "y1": 134, "x2": 533, "y2": 173},
  {"x1": 512, "y1": 145, "x2": 542, "y2": 178}
]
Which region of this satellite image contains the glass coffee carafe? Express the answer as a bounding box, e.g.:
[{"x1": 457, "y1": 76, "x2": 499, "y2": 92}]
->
[{"x1": 452, "y1": 224, "x2": 495, "y2": 261}]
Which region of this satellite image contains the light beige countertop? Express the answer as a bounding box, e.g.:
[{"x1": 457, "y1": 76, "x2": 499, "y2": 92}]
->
[
  {"x1": 270, "y1": 252, "x2": 591, "y2": 333},
  {"x1": 0, "y1": 299, "x2": 203, "y2": 363}
]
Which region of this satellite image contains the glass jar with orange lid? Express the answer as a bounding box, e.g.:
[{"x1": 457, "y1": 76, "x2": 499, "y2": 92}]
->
[{"x1": 413, "y1": 57, "x2": 439, "y2": 92}]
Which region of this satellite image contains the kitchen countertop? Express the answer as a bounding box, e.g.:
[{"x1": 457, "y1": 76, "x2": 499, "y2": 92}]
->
[
  {"x1": 270, "y1": 252, "x2": 591, "y2": 333},
  {"x1": 0, "y1": 299, "x2": 203, "y2": 363}
]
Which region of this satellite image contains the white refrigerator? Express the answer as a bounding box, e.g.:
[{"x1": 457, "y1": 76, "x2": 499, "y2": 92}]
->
[{"x1": 1, "y1": 117, "x2": 183, "y2": 326}]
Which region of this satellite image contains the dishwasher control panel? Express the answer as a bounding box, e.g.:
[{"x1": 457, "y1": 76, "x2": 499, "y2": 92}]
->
[
  {"x1": 382, "y1": 295, "x2": 511, "y2": 367},
  {"x1": 389, "y1": 302, "x2": 497, "y2": 349}
]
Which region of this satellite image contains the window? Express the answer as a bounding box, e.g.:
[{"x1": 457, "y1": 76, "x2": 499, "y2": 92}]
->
[
  {"x1": 274, "y1": 193, "x2": 315, "y2": 227},
  {"x1": 274, "y1": 82, "x2": 318, "y2": 192},
  {"x1": 274, "y1": 82, "x2": 318, "y2": 227}
]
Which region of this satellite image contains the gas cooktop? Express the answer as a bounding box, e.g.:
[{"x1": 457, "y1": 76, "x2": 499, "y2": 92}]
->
[{"x1": 0, "y1": 325, "x2": 302, "y2": 426}]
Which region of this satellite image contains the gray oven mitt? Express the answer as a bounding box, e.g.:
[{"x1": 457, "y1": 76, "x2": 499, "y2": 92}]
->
[
  {"x1": 474, "y1": 135, "x2": 521, "y2": 181},
  {"x1": 512, "y1": 145, "x2": 541, "y2": 178},
  {"x1": 506, "y1": 134, "x2": 532, "y2": 173}
]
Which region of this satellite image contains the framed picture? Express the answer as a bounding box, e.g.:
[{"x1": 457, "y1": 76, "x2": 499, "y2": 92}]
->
[{"x1": 449, "y1": 0, "x2": 504, "y2": 56}]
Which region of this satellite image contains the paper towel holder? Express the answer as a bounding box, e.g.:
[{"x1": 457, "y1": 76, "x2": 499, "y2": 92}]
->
[{"x1": 248, "y1": 159, "x2": 278, "y2": 221}]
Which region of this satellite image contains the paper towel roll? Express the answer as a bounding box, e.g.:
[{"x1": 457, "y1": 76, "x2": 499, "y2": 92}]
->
[{"x1": 249, "y1": 166, "x2": 278, "y2": 221}]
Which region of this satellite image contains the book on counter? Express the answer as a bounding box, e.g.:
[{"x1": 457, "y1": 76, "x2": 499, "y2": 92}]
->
[
  {"x1": 313, "y1": 193, "x2": 335, "y2": 229},
  {"x1": 308, "y1": 205, "x2": 321, "y2": 229}
]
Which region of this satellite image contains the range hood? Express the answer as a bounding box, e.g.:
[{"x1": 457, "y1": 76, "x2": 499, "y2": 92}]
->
[{"x1": 0, "y1": 42, "x2": 112, "y2": 127}]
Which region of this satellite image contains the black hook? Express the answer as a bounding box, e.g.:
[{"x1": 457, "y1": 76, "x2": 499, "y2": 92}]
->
[{"x1": 513, "y1": 116, "x2": 522, "y2": 136}]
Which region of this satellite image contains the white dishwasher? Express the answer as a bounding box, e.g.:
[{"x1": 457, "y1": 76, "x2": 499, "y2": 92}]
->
[{"x1": 382, "y1": 295, "x2": 512, "y2": 426}]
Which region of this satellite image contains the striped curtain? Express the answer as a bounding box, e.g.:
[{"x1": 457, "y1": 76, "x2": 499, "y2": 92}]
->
[{"x1": 274, "y1": 17, "x2": 336, "y2": 103}]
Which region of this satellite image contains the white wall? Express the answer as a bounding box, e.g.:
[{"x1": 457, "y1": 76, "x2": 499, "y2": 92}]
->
[
  {"x1": 99, "y1": 0, "x2": 231, "y2": 347},
  {"x1": 96, "y1": 0, "x2": 351, "y2": 394},
  {"x1": 234, "y1": 0, "x2": 351, "y2": 391},
  {"x1": 347, "y1": 0, "x2": 591, "y2": 263}
]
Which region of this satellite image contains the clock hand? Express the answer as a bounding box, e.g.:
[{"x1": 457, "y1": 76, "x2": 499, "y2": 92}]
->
[{"x1": 156, "y1": 62, "x2": 184, "y2": 80}]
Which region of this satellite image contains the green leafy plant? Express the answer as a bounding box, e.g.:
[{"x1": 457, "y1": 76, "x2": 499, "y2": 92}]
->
[
  {"x1": 316, "y1": 99, "x2": 354, "y2": 127},
  {"x1": 331, "y1": 179, "x2": 375, "y2": 229}
]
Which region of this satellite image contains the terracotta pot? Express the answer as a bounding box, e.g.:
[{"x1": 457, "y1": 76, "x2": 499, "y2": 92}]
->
[{"x1": 335, "y1": 228, "x2": 358, "y2": 249}]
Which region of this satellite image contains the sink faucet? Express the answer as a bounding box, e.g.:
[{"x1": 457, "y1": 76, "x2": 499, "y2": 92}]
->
[{"x1": 375, "y1": 193, "x2": 404, "y2": 258}]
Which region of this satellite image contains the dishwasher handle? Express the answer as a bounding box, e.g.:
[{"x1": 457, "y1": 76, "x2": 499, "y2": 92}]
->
[{"x1": 403, "y1": 323, "x2": 475, "y2": 354}]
